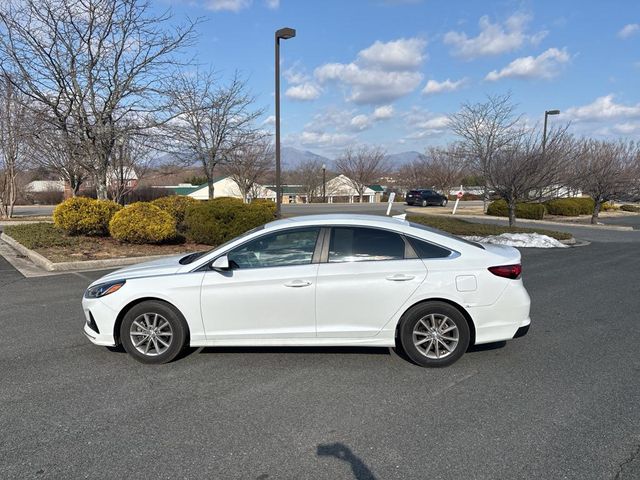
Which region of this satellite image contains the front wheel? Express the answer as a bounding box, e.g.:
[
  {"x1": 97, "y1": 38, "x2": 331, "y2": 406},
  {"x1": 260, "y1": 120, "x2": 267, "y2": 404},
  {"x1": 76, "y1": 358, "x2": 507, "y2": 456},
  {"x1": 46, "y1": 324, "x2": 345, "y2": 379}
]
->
[
  {"x1": 421, "y1": 199, "x2": 427, "y2": 207},
  {"x1": 441, "y1": 198, "x2": 448, "y2": 207},
  {"x1": 398, "y1": 302, "x2": 470, "y2": 367},
  {"x1": 120, "y1": 300, "x2": 188, "y2": 364}
]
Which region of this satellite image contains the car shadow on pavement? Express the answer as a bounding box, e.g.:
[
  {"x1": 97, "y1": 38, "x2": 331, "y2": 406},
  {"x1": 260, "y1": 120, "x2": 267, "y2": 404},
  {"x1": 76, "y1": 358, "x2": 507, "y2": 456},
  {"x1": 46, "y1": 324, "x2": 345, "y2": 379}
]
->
[
  {"x1": 317, "y1": 442, "x2": 377, "y2": 480},
  {"x1": 193, "y1": 346, "x2": 391, "y2": 356}
]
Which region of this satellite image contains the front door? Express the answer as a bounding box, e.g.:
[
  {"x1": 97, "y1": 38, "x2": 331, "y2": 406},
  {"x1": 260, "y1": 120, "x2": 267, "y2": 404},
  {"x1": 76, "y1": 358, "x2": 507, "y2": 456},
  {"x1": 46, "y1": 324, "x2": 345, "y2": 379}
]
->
[
  {"x1": 200, "y1": 227, "x2": 321, "y2": 340},
  {"x1": 315, "y1": 227, "x2": 427, "y2": 337}
]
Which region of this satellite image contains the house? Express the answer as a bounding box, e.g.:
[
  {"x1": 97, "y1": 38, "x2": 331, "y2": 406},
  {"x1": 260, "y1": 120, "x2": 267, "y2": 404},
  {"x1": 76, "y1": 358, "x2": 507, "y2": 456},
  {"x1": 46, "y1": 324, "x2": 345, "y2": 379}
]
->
[
  {"x1": 161, "y1": 174, "x2": 385, "y2": 204},
  {"x1": 24, "y1": 180, "x2": 65, "y2": 193}
]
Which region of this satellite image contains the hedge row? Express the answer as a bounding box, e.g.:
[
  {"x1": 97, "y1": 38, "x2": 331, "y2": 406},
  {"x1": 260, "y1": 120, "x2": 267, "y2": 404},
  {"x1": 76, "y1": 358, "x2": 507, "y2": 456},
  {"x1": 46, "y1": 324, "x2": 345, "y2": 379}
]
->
[
  {"x1": 544, "y1": 197, "x2": 595, "y2": 216},
  {"x1": 52, "y1": 195, "x2": 276, "y2": 245},
  {"x1": 621, "y1": 204, "x2": 640, "y2": 213},
  {"x1": 486, "y1": 200, "x2": 546, "y2": 220},
  {"x1": 486, "y1": 197, "x2": 603, "y2": 219}
]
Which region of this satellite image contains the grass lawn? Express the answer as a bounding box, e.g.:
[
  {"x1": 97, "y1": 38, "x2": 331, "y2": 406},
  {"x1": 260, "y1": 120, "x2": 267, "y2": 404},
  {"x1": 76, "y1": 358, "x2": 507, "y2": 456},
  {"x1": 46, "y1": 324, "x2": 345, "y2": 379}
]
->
[
  {"x1": 3, "y1": 223, "x2": 212, "y2": 263},
  {"x1": 406, "y1": 214, "x2": 573, "y2": 241}
]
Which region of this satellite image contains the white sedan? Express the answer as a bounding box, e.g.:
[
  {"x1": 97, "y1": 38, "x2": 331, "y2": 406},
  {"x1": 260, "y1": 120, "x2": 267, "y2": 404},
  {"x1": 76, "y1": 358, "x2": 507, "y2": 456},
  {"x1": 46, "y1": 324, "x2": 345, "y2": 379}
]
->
[{"x1": 82, "y1": 214, "x2": 531, "y2": 367}]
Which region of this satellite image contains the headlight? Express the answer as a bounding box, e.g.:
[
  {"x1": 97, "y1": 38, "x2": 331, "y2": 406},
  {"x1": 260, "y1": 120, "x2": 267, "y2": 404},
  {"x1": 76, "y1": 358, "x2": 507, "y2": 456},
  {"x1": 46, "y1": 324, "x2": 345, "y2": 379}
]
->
[{"x1": 84, "y1": 280, "x2": 126, "y2": 299}]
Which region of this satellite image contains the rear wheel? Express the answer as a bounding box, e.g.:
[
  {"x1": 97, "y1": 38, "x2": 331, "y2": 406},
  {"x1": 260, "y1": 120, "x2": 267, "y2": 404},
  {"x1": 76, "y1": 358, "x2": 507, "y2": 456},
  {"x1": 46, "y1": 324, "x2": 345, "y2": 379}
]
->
[
  {"x1": 441, "y1": 198, "x2": 448, "y2": 207},
  {"x1": 399, "y1": 301, "x2": 470, "y2": 367},
  {"x1": 421, "y1": 199, "x2": 427, "y2": 207},
  {"x1": 120, "y1": 301, "x2": 187, "y2": 364}
]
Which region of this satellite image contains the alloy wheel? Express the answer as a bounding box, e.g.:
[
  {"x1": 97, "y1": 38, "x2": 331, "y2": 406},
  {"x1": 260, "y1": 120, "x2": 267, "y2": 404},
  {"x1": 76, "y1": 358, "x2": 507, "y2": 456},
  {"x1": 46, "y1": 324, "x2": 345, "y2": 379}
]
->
[
  {"x1": 412, "y1": 313, "x2": 459, "y2": 359},
  {"x1": 129, "y1": 313, "x2": 173, "y2": 356}
]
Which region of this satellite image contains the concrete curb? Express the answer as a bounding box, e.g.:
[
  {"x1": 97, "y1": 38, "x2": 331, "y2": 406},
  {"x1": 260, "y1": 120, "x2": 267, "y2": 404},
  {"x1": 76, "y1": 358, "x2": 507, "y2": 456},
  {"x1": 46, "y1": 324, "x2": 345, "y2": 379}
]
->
[
  {"x1": 0, "y1": 232, "x2": 174, "y2": 273},
  {"x1": 405, "y1": 208, "x2": 635, "y2": 231}
]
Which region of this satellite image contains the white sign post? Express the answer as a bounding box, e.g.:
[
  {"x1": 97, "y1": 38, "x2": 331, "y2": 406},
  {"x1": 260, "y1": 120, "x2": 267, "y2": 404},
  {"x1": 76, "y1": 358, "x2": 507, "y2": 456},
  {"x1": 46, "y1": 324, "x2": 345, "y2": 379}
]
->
[
  {"x1": 452, "y1": 185, "x2": 463, "y2": 215},
  {"x1": 386, "y1": 192, "x2": 396, "y2": 216}
]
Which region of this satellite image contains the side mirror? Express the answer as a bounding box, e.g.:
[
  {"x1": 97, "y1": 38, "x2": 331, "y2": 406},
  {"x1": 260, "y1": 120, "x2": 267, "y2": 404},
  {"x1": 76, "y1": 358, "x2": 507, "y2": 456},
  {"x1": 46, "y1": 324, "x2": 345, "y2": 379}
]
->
[{"x1": 211, "y1": 255, "x2": 230, "y2": 271}]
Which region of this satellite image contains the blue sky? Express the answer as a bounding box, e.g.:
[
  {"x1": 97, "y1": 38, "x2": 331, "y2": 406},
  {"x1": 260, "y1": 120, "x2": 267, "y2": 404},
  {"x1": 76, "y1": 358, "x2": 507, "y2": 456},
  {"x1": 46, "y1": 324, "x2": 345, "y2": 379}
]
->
[{"x1": 159, "y1": 0, "x2": 640, "y2": 157}]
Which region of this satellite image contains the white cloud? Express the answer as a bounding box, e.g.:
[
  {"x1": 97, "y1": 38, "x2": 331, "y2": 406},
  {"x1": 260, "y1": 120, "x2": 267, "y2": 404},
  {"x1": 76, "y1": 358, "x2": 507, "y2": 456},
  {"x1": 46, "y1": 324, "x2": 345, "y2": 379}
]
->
[
  {"x1": 293, "y1": 131, "x2": 355, "y2": 148},
  {"x1": 350, "y1": 114, "x2": 371, "y2": 131},
  {"x1": 422, "y1": 78, "x2": 466, "y2": 95},
  {"x1": 314, "y1": 37, "x2": 426, "y2": 104},
  {"x1": 205, "y1": 0, "x2": 251, "y2": 12},
  {"x1": 357, "y1": 38, "x2": 427, "y2": 70},
  {"x1": 285, "y1": 83, "x2": 322, "y2": 101},
  {"x1": 611, "y1": 122, "x2": 640, "y2": 135},
  {"x1": 265, "y1": 0, "x2": 279, "y2": 8},
  {"x1": 565, "y1": 95, "x2": 640, "y2": 122},
  {"x1": 485, "y1": 47, "x2": 570, "y2": 81},
  {"x1": 403, "y1": 108, "x2": 450, "y2": 139},
  {"x1": 618, "y1": 23, "x2": 639, "y2": 39},
  {"x1": 262, "y1": 115, "x2": 275, "y2": 126},
  {"x1": 373, "y1": 105, "x2": 394, "y2": 119},
  {"x1": 444, "y1": 13, "x2": 547, "y2": 59}
]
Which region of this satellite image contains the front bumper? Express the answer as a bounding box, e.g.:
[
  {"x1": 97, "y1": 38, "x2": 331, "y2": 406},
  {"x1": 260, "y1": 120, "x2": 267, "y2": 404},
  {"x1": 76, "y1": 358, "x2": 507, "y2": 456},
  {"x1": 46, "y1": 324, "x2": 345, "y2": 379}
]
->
[{"x1": 82, "y1": 298, "x2": 118, "y2": 347}]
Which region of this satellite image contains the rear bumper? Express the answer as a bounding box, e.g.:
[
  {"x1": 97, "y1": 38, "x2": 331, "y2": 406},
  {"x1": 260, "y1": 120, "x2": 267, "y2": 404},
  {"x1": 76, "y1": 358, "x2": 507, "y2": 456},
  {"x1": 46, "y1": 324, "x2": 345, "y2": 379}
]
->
[
  {"x1": 469, "y1": 280, "x2": 531, "y2": 345},
  {"x1": 513, "y1": 324, "x2": 530, "y2": 338}
]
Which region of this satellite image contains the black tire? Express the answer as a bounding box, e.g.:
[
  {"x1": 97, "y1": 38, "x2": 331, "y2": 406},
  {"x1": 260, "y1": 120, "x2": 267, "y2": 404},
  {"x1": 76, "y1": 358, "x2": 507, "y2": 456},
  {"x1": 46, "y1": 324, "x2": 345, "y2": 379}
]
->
[
  {"x1": 441, "y1": 198, "x2": 448, "y2": 207},
  {"x1": 421, "y1": 199, "x2": 427, "y2": 207},
  {"x1": 120, "y1": 300, "x2": 188, "y2": 364},
  {"x1": 398, "y1": 301, "x2": 470, "y2": 367}
]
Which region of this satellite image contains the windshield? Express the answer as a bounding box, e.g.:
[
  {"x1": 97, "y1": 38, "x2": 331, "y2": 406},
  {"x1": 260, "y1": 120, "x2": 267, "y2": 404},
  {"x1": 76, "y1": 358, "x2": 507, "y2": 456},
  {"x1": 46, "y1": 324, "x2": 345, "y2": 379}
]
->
[{"x1": 179, "y1": 224, "x2": 267, "y2": 264}]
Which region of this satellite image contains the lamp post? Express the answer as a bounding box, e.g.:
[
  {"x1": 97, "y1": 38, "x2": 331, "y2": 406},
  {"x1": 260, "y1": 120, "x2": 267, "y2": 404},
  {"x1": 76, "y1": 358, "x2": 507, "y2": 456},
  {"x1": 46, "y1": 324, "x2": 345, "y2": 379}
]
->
[
  {"x1": 322, "y1": 163, "x2": 326, "y2": 203},
  {"x1": 275, "y1": 27, "x2": 296, "y2": 218},
  {"x1": 543, "y1": 109, "x2": 560, "y2": 153}
]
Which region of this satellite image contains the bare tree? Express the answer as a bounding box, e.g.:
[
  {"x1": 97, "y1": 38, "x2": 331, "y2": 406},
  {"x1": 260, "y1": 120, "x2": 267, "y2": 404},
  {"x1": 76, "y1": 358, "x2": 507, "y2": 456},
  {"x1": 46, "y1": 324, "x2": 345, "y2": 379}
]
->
[
  {"x1": 0, "y1": 75, "x2": 29, "y2": 218},
  {"x1": 222, "y1": 137, "x2": 272, "y2": 203},
  {"x1": 575, "y1": 139, "x2": 637, "y2": 224},
  {"x1": 291, "y1": 159, "x2": 325, "y2": 203},
  {"x1": 164, "y1": 70, "x2": 265, "y2": 199},
  {"x1": 0, "y1": 0, "x2": 197, "y2": 199},
  {"x1": 486, "y1": 126, "x2": 575, "y2": 226},
  {"x1": 109, "y1": 131, "x2": 155, "y2": 204},
  {"x1": 424, "y1": 145, "x2": 466, "y2": 197},
  {"x1": 335, "y1": 146, "x2": 387, "y2": 202},
  {"x1": 448, "y1": 93, "x2": 523, "y2": 211},
  {"x1": 29, "y1": 112, "x2": 87, "y2": 196},
  {"x1": 396, "y1": 159, "x2": 429, "y2": 191}
]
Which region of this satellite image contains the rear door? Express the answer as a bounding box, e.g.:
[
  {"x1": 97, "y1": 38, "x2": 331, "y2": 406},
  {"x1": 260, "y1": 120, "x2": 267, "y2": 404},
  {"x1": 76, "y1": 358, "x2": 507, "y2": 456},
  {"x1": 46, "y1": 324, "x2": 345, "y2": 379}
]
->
[{"x1": 315, "y1": 226, "x2": 427, "y2": 338}]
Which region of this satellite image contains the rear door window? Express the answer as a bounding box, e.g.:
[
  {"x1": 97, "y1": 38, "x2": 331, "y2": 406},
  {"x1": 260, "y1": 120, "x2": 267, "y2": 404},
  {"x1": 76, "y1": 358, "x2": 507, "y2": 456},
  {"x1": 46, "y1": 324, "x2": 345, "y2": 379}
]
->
[{"x1": 328, "y1": 227, "x2": 405, "y2": 263}]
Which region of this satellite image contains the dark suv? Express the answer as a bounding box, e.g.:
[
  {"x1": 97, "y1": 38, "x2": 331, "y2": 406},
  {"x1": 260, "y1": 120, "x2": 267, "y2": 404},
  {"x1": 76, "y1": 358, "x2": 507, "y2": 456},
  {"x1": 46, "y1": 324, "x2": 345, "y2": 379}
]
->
[{"x1": 406, "y1": 189, "x2": 448, "y2": 207}]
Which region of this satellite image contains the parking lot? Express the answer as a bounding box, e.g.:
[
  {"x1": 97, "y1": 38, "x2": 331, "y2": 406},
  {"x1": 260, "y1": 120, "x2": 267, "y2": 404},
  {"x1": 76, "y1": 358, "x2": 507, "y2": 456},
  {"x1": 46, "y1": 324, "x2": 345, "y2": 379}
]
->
[{"x1": 1, "y1": 220, "x2": 639, "y2": 479}]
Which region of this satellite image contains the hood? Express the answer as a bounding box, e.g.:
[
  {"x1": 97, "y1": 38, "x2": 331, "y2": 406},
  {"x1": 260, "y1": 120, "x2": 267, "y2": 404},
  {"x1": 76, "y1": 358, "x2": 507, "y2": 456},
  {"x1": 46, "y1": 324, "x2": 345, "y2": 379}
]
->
[{"x1": 91, "y1": 254, "x2": 187, "y2": 285}]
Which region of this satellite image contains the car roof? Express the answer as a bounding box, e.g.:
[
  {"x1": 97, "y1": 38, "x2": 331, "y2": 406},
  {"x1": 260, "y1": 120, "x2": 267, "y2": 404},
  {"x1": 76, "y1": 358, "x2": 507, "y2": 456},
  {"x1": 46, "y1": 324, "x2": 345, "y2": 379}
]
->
[{"x1": 265, "y1": 214, "x2": 406, "y2": 230}]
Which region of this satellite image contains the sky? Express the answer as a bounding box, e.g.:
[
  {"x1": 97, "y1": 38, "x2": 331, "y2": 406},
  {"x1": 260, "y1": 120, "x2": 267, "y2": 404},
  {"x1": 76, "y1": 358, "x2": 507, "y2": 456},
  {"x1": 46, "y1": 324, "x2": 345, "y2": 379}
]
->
[{"x1": 157, "y1": 0, "x2": 640, "y2": 157}]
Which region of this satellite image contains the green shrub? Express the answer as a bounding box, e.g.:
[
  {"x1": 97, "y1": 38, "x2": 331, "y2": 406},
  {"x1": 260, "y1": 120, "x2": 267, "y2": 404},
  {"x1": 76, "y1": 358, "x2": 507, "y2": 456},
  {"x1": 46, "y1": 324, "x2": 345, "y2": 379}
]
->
[
  {"x1": 184, "y1": 197, "x2": 276, "y2": 245},
  {"x1": 601, "y1": 202, "x2": 619, "y2": 211},
  {"x1": 109, "y1": 202, "x2": 177, "y2": 244},
  {"x1": 621, "y1": 204, "x2": 640, "y2": 213},
  {"x1": 3, "y1": 223, "x2": 79, "y2": 249},
  {"x1": 151, "y1": 195, "x2": 198, "y2": 230},
  {"x1": 53, "y1": 197, "x2": 122, "y2": 235},
  {"x1": 486, "y1": 199, "x2": 545, "y2": 220},
  {"x1": 544, "y1": 197, "x2": 595, "y2": 216}
]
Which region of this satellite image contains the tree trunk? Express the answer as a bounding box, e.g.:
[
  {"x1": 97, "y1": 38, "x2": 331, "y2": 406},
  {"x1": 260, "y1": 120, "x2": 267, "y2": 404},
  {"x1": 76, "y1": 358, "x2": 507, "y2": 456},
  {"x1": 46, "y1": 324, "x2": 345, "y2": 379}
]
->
[
  {"x1": 482, "y1": 184, "x2": 488, "y2": 213},
  {"x1": 591, "y1": 200, "x2": 602, "y2": 224},
  {"x1": 508, "y1": 198, "x2": 517, "y2": 227},
  {"x1": 207, "y1": 178, "x2": 215, "y2": 199}
]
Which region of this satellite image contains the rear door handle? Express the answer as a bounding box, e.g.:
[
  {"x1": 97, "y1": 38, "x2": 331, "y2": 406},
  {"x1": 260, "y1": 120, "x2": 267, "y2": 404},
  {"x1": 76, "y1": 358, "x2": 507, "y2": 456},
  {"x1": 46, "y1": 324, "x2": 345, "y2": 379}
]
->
[
  {"x1": 284, "y1": 280, "x2": 312, "y2": 288},
  {"x1": 386, "y1": 274, "x2": 415, "y2": 281}
]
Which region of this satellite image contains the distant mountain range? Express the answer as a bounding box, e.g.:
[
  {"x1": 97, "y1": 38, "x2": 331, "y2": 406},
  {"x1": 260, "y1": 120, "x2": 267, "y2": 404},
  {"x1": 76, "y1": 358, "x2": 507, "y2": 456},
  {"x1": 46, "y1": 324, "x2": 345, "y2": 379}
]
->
[{"x1": 281, "y1": 146, "x2": 426, "y2": 170}]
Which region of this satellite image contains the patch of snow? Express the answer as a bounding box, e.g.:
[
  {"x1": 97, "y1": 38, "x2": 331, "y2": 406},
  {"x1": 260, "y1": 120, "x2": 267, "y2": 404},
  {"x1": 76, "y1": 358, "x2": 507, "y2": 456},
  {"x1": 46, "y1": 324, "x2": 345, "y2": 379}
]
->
[{"x1": 462, "y1": 233, "x2": 569, "y2": 248}]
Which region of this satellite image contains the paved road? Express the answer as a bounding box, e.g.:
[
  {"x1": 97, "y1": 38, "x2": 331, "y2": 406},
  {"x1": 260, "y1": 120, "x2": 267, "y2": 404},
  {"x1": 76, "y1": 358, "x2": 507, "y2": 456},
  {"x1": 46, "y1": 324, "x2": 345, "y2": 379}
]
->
[{"x1": 0, "y1": 234, "x2": 638, "y2": 478}]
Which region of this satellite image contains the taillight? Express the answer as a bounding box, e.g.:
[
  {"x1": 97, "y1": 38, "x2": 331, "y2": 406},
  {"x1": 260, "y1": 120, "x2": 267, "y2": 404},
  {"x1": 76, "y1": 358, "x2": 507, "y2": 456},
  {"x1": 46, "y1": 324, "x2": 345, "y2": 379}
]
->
[{"x1": 488, "y1": 264, "x2": 522, "y2": 279}]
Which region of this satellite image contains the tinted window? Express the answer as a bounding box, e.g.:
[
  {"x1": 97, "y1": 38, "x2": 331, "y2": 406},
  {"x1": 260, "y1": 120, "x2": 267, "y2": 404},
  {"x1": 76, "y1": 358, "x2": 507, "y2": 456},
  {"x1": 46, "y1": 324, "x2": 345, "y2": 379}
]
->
[
  {"x1": 228, "y1": 228, "x2": 320, "y2": 269},
  {"x1": 408, "y1": 237, "x2": 452, "y2": 259},
  {"x1": 329, "y1": 227, "x2": 405, "y2": 263}
]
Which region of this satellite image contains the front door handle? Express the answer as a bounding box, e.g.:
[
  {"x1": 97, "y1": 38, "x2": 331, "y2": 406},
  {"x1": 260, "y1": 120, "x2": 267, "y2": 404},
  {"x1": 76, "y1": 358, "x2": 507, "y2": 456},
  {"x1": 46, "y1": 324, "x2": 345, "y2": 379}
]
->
[
  {"x1": 284, "y1": 280, "x2": 312, "y2": 288},
  {"x1": 386, "y1": 274, "x2": 415, "y2": 281}
]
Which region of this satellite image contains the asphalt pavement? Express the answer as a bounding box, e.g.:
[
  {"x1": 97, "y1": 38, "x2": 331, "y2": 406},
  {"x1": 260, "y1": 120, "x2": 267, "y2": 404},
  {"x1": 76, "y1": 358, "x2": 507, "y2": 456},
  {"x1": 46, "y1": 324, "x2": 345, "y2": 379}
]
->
[{"x1": 1, "y1": 227, "x2": 639, "y2": 478}]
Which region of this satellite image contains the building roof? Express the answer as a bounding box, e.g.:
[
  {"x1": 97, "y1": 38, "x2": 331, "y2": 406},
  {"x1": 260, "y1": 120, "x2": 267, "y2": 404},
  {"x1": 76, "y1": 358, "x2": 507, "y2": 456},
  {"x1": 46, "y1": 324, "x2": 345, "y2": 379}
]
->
[{"x1": 368, "y1": 184, "x2": 385, "y2": 192}]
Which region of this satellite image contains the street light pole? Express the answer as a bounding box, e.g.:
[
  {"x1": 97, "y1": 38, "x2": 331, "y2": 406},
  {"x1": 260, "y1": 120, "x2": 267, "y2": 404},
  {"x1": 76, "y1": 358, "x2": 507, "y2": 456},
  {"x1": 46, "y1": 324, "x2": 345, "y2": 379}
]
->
[
  {"x1": 322, "y1": 163, "x2": 326, "y2": 203},
  {"x1": 275, "y1": 27, "x2": 296, "y2": 218},
  {"x1": 543, "y1": 109, "x2": 560, "y2": 153}
]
